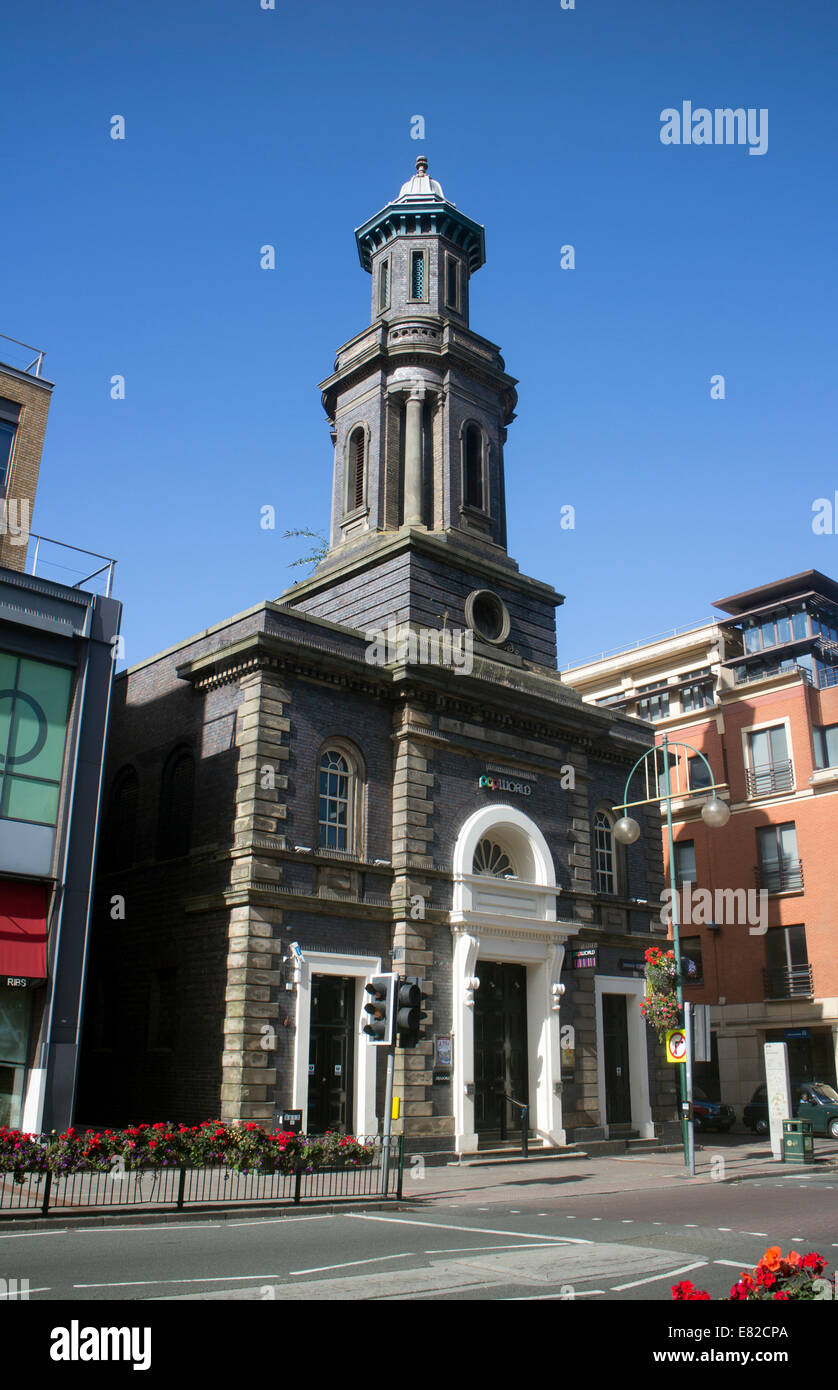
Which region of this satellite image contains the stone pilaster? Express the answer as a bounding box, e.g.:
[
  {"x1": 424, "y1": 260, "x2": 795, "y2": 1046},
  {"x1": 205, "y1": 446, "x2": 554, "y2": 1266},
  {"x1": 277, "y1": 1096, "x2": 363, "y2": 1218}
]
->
[{"x1": 220, "y1": 666, "x2": 290, "y2": 1122}]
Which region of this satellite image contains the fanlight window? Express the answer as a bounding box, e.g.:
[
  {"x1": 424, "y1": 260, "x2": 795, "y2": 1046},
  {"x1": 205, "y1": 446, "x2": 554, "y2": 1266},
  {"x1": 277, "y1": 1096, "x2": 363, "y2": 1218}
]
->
[{"x1": 472, "y1": 838, "x2": 516, "y2": 878}]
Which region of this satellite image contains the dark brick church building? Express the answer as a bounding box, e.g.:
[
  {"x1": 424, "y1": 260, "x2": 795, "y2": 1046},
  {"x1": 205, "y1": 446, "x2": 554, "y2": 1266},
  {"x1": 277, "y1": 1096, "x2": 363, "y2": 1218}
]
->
[{"x1": 78, "y1": 159, "x2": 674, "y2": 1153}]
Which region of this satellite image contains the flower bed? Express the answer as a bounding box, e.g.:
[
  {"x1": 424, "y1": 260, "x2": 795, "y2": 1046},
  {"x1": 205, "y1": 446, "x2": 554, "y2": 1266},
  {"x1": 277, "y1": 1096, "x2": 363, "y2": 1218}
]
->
[
  {"x1": 673, "y1": 1247, "x2": 829, "y2": 1301},
  {"x1": 0, "y1": 1122, "x2": 376, "y2": 1184}
]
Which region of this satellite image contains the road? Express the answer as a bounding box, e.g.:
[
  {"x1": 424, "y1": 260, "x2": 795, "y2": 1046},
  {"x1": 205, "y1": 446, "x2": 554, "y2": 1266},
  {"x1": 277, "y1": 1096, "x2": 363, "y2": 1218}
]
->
[{"x1": 3, "y1": 1166, "x2": 837, "y2": 1302}]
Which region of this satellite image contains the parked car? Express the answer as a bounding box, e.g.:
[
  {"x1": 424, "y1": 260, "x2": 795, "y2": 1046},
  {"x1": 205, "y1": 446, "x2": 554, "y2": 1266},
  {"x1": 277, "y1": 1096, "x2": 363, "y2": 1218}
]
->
[
  {"x1": 692, "y1": 1087, "x2": 735, "y2": 1133},
  {"x1": 744, "y1": 1081, "x2": 838, "y2": 1138}
]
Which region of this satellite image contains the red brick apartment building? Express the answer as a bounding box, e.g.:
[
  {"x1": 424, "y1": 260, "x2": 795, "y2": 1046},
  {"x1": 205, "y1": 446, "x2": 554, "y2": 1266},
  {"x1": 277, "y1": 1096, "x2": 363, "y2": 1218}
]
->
[{"x1": 564, "y1": 571, "x2": 838, "y2": 1111}]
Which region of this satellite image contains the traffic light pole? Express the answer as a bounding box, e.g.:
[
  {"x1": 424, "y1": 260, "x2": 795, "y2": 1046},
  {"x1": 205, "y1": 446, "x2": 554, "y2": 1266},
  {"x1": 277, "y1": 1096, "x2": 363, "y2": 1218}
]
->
[{"x1": 380, "y1": 1044, "x2": 395, "y2": 1196}]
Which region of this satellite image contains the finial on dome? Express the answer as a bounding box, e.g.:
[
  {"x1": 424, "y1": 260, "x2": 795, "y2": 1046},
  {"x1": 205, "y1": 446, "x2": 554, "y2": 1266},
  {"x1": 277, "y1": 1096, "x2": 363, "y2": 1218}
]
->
[{"x1": 415, "y1": 156, "x2": 428, "y2": 174}]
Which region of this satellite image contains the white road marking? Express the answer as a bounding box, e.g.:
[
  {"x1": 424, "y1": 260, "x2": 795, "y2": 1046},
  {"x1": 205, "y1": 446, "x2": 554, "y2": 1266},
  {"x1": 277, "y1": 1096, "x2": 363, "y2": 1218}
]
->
[
  {"x1": 75, "y1": 1274, "x2": 285, "y2": 1289},
  {"x1": 0, "y1": 1286, "x2": 51, "y2": 1297},
  {"x1": 344, "y1": 1214, "x2": 591, "y2": 1244},
  {"x1": 717, "y1": 1228, "x2": 731, "y2": 1232},
  {"x1": 0, "y1": 1230, "x2": 70, "y2": 1240},
  {"x1": 742, "y1": 1232, "x2": 768, "y2": 1237},
  {"x1": 507, "y1": 1289, "x2": 606, "y2": 1300},
  {"x1": 289, "y1": 1253, "x2": 417, "y2": 1276},
  {"x1": 714, "y1": 1259, "x2": 759, "y2": 1269},
  {"x1": 611, "y1": 1261, "x2": 707, "y2": 1292},
  {"x1": 425, "y1": 1242, "x2": 568, "y2": 1255}
]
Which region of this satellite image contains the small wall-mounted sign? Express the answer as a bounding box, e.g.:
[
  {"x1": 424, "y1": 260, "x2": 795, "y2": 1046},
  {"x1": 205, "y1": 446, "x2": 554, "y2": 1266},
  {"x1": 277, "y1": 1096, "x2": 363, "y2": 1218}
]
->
[
  {"x1": 4, "y1": 977, "x2": 45, "y2": 989},
  {"x1": 568, "y1": 948, "x2": 597, "y2": 970},
  {"x1": 434, "y1": 1034, "x2": 453, "y2": 1069},
  {"x1": 478, "y1": 775, "x2": 532, "y2": 796},
  {"x1": 275, "y1": 1109, "x2": 303, "y2": 1133},
  {"x1": 619, "y1": 957, "x2": 645, "y2": 975},
  {"x1": 334, "y1": 1063, "x2": 342, "y2": 1076},
  {"x1": 432, "y1": 1071, "x2": 451, "y2": 1085}
]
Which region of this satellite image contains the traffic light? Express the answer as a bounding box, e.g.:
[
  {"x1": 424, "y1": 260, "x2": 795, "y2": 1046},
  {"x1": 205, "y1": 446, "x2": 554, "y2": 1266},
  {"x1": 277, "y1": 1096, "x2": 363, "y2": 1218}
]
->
[
  {"x1": 395, "y1": 976, "x2": 427, "y2": 1048},
  {"x1": 363, "y1": 973, "x2": 397, "y2": 1045}
]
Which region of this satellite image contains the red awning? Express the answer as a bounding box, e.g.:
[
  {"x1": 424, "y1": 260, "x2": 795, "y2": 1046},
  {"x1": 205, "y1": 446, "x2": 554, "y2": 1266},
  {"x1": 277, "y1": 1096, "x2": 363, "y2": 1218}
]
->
[{"x1": 0, "y1": 880, "x2": 48, "y2": 980}]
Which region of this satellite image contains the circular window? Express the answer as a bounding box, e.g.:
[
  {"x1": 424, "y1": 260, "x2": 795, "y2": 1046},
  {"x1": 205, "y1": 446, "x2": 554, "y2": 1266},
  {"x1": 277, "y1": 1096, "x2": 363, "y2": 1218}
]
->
[{"x1": 464, "y1": 589, "x2": 510, "y2": 645}]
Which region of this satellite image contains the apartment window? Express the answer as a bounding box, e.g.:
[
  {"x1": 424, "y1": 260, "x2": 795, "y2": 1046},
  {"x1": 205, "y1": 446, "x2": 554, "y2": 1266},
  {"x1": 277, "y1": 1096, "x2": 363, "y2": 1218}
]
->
[
  {"x1": 764, "y1": 925, "x2": 811, "y2": 998},
  {"x1": 0, "y1": 653, "x2": 73, "y2": 827},
  {"x1": 674, "y1": 840, "x2": 697, "y2": 886},
  {"x1": 679, "y1": 936, "x2": 704, "y2": 984},
  {"x1": 377, "y1": 258, "x2": 390, "y2": 313},
  {"x1": 346, "y1": 427, "x2": 366, "y2": 512},
  {"x1": 0, "y1": 398, "x2": 20, "y2": 498},
  {"x1": 757, "y1": 822, "x2": 802, "y2": 892},
  {"x1": 746, "y1": 724, "x2": 792, "y2": 795},
  {"x1": 636, "y1": 690, "x2": 670, "y2": 721},
  {"x1": 814, "y1": 723, "x2": 838, "y2": 768},
  {"x1": 593, "y1": 810, "x2": 615, "y2": 895},
  {"x1": 410, "y1": 250, "x2": 426, "y2": 301},
  {"x1": 463, "y1": 424, "x2": 484, "y2": 510},
  {"x1": 682, "y1": 679, "x2": 714, "y2": 712},
  {"x1": 157, "y1": 748, "x2": 194, "y2": 858},
  {"x1": 0, "y1": 422, "x2": 15, "y2": 496},
  {"x1": 445, "y1": 254, "x2": 460, "y2": 311},
  {"x1": 688, "y1": 756, "x2": 713, "y2": 792}
]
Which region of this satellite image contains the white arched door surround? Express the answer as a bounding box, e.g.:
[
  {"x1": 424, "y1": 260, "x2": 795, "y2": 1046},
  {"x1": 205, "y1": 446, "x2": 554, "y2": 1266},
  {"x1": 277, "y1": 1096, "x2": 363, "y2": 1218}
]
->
[{"x1": 450, "y1": 803, "x2": 580, "y2": 1154}]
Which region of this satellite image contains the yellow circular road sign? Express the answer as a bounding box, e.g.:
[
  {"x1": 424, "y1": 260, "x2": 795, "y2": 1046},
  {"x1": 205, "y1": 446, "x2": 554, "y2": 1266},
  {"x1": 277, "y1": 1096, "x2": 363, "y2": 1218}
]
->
[{"x1": 666, "y1": 1028, "x2": 687, "y2": 1063}]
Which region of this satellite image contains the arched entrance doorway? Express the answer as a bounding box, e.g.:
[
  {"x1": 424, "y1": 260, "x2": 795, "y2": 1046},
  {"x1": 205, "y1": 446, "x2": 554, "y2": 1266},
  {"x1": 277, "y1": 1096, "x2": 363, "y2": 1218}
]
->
[{"x1": 450, "y1": 804, "x2": 580, "y2": 1153}]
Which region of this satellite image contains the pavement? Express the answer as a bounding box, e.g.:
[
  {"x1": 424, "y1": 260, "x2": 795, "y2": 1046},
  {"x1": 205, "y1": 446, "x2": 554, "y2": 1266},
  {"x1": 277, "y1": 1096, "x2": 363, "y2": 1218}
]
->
[{"x1": 406, "y1": 1133, "x2": 838, "y2": 1202}]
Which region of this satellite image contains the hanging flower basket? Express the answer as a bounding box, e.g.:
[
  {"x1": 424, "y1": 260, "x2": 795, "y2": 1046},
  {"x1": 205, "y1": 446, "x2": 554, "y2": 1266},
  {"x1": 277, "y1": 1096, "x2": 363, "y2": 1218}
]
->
[{"x1": 639, "y1": 946, "x2": 681, "y2": 1043}]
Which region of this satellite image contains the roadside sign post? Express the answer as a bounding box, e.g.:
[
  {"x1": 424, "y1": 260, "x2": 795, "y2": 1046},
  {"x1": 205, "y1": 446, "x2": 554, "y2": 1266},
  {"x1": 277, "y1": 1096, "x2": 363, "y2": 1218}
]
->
[
  {"x1": 764, "y1": 1041, "x2": 792, "y2": 1163},
  {"x1": 685, "y1": 1002, "x2": 695, "y2": 1177}
]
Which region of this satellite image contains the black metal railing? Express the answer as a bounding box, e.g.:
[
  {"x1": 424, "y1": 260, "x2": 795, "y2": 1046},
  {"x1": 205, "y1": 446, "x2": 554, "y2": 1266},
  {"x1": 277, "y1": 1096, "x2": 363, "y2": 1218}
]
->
[
  {"x1": 755, "y1": 859, "x2": 804, "y2": 893},
  {"x1": 0, "y1": 1136, "x2": 403, "y2": 1217},
  {"x1": 763, "y1": 964, "x2": 814, "y2": 999},
  {"x1": 498, "y1": 1094, "x2": 529, "y2": 1159},
  {"x1": 746, "y1": 760, "x2": 794, "y2": 797}
]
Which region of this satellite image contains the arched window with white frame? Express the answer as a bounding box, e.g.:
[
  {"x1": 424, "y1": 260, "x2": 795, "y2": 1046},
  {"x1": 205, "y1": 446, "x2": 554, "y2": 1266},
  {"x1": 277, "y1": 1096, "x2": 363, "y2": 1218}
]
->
[
  {"x1": 317, "y1": 740, "x2": 365, "y2": 854},
  {"x1": 593, "y1": 809, "x2": 616, "y2": 896}
]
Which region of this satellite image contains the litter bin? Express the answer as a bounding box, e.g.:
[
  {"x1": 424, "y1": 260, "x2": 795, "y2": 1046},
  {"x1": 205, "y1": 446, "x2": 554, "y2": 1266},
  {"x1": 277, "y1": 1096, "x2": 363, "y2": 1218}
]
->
[{"x1": 782, "y1": 1118, "x2": 814, "y2": 1164}]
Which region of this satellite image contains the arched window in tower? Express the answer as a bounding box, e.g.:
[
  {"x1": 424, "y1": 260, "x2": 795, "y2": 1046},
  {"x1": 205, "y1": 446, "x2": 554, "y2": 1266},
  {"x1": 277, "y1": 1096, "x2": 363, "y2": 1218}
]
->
[
  {"x1": 346, "y1": 427, "x2": 366, "y2": 512},
  {"x1": 410, "y1": 250, "x2": 426, "y2": 301},
  {"x1": 157, "y1": 747, "x2": 195, "y2": 859},
  {"x1": 318, "y1": 748, "x2": 355, "y2": 851},
  {"x1": 464, "y1": 423, "x2": 485, "y2": 511},
  {"x1": 593, "y1": 810, "x2": 616, "y2": 896}
]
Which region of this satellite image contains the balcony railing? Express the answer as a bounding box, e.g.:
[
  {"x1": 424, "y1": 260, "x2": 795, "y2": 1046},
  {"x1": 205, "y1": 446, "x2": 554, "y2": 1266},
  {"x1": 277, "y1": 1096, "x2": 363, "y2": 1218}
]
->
[
  {"x1": 734, "y1": 661, "x2": 813, "y2": 687},
  {"x1": 745, "y1": 760, "x2": 794, "y2": 797},
  {"x1": 0, "y1": 332, "x2": 45, "y2": 377},
  {"x1": 763, "y1": 964, "x2": 814, "y2": 999},
  {"x1": 24, "y1": 533, "x2": 116, "y2": 597},
  {"x1": 755, "y1": 859, "x2": 804, "y2": 893}
]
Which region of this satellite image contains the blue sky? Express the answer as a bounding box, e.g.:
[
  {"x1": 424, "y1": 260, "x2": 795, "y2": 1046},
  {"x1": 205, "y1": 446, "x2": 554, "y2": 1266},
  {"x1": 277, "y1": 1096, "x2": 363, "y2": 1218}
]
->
[{"x1": 3, "y1": 0, "x2": 836, "y2": 669}]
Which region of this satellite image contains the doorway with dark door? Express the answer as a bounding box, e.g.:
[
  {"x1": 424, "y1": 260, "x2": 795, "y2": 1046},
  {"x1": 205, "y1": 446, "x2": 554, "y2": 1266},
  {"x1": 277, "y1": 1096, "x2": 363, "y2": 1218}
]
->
[
  {"x1": 474, "y1": 961, "x2": 529, "y2": 1136},
  {"x1": 602, "y1": 992, "x2": 632, "y2": 1126},
  {"x1": 307, "y1": 975, "x2": 355, "y2": 1134}
]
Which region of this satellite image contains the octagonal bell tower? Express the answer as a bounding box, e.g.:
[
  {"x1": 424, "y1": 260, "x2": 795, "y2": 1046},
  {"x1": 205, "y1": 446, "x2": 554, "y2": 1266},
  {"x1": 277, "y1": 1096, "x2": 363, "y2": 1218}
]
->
[{"x1": 283, "y1": 159, "x2": 562, "y2": 671}]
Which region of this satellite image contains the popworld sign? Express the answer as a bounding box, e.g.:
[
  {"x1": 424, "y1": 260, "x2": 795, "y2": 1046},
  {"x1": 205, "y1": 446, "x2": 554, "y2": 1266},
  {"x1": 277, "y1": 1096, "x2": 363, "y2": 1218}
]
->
[{"x1": 478, "y1": 775, "x2": 532, "y2": 795}]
